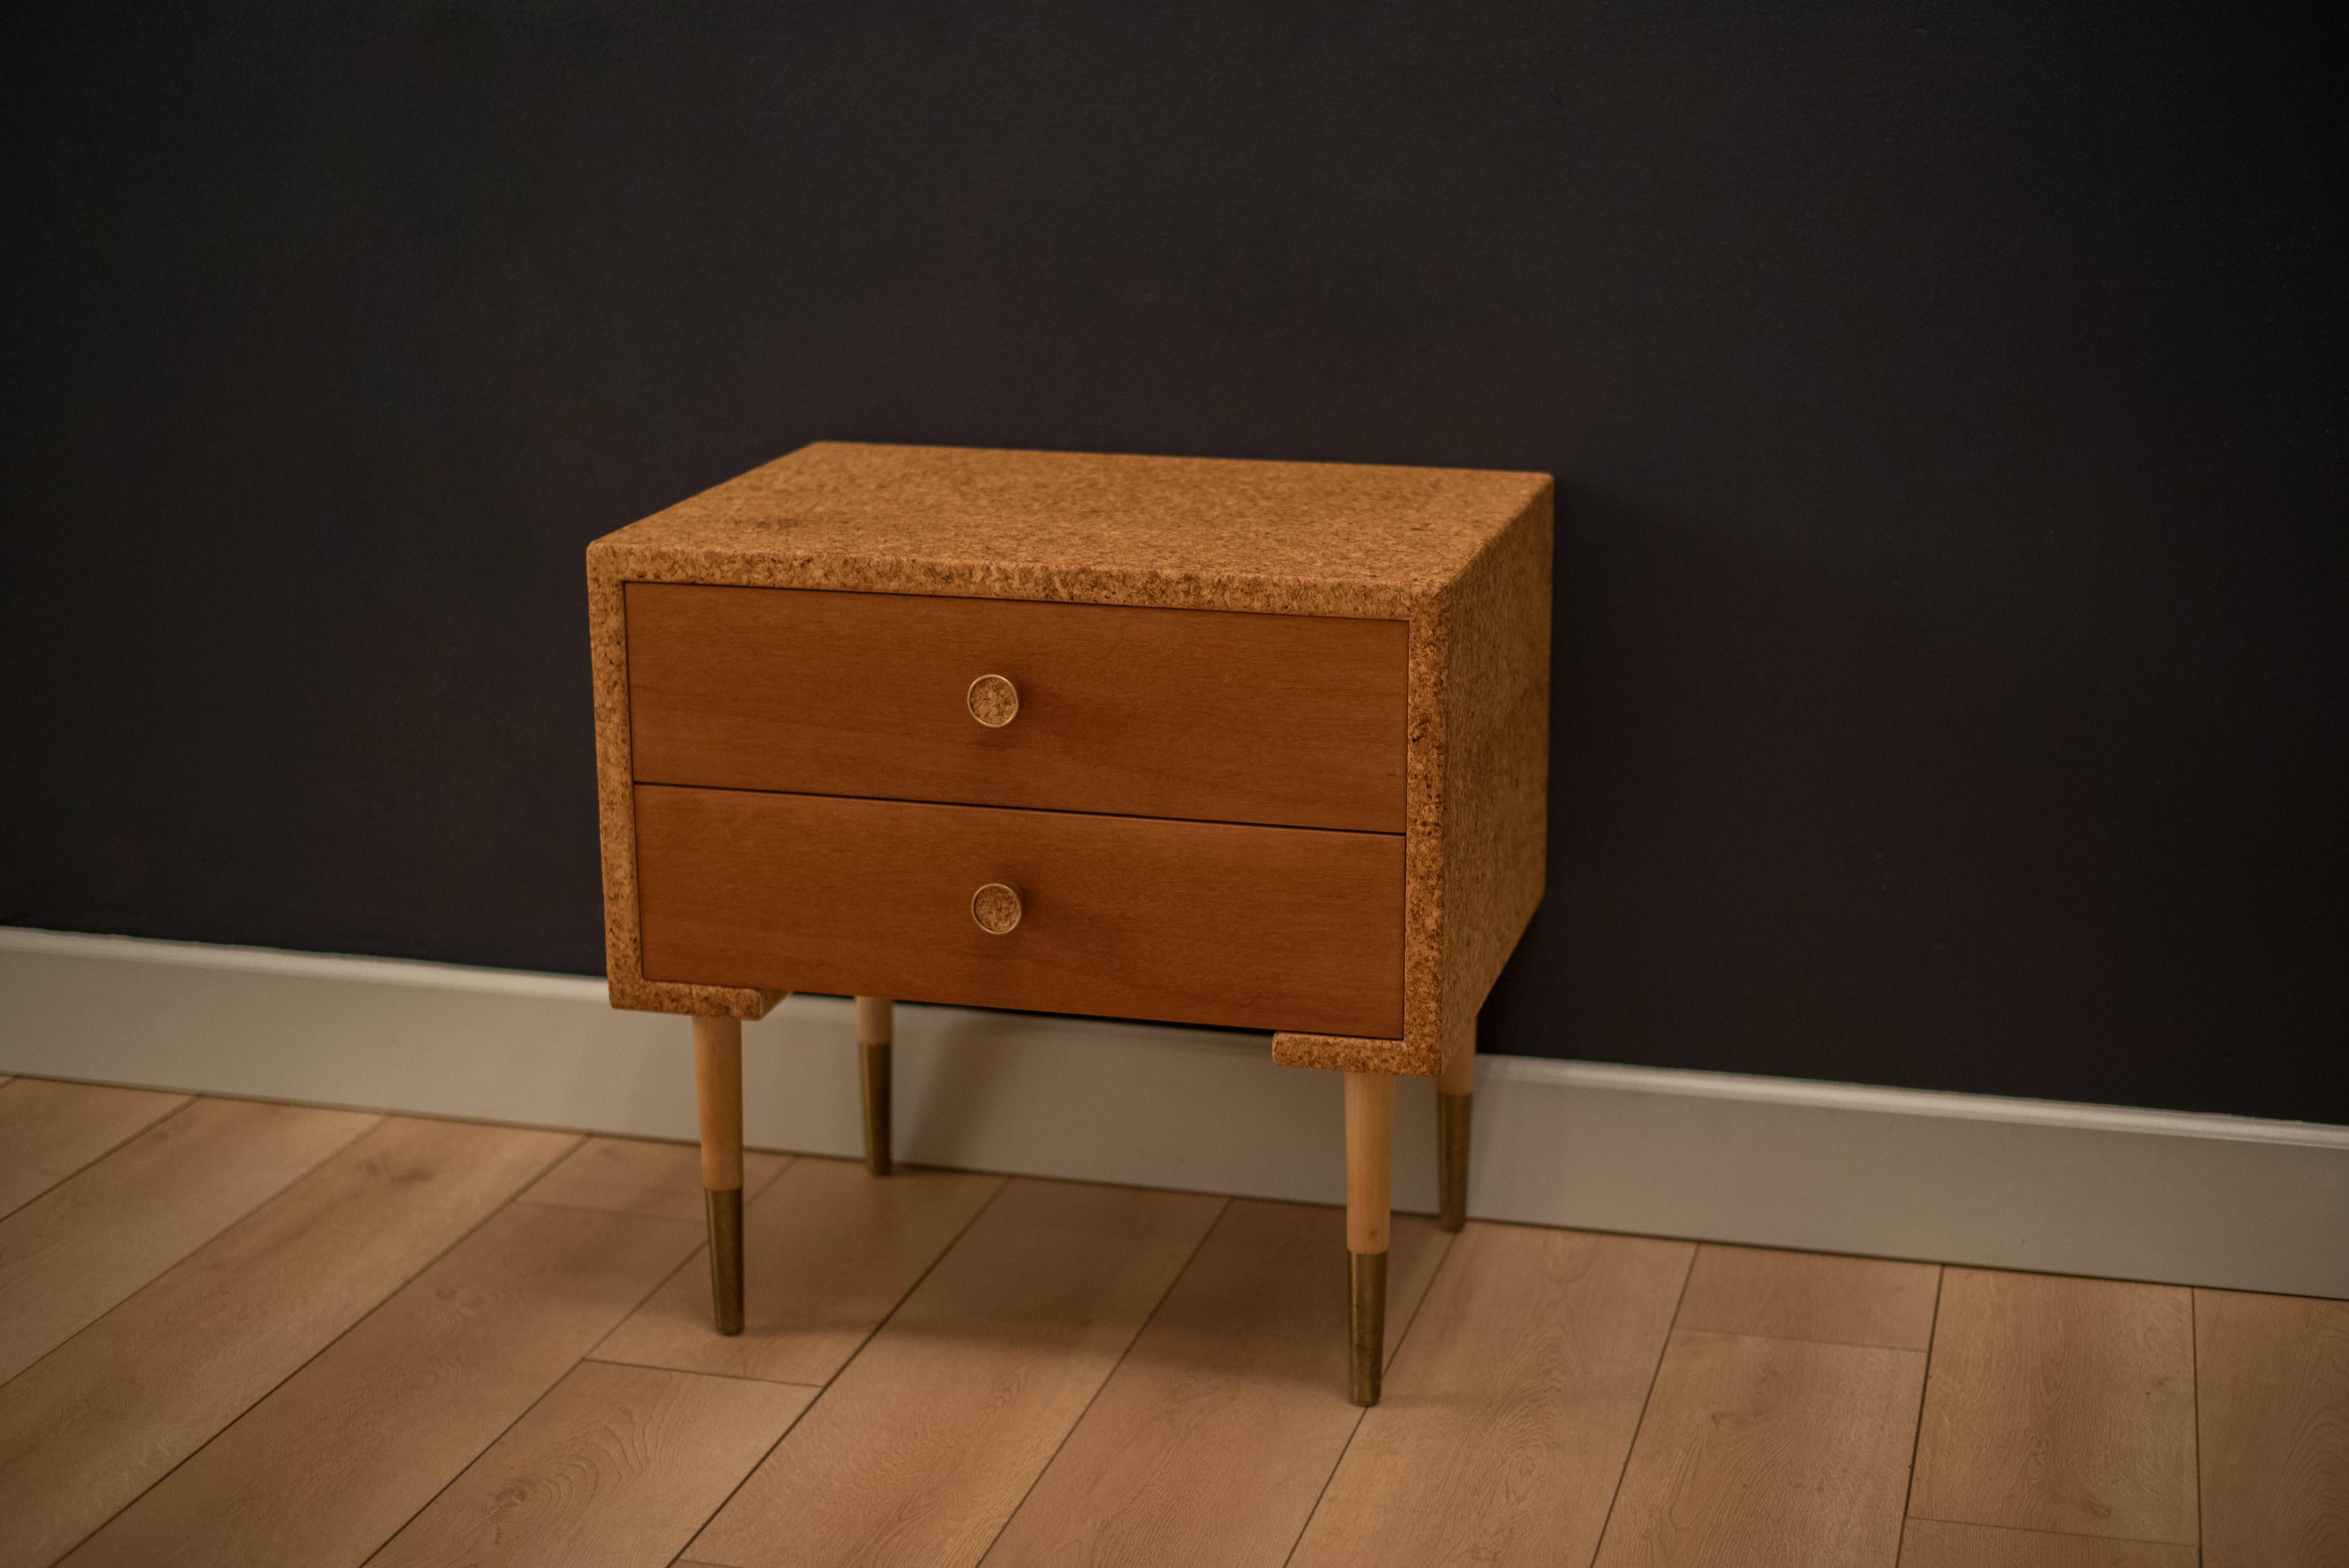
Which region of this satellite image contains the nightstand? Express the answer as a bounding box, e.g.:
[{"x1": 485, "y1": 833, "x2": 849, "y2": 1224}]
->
[{"x1": 588, "y1": 442, "x2": 1549, "y2": 1405}]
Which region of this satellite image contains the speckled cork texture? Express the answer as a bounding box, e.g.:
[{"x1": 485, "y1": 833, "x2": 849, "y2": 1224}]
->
[{"x1": 590, "y1": 441, "x2": 1549, "y2": 1068}]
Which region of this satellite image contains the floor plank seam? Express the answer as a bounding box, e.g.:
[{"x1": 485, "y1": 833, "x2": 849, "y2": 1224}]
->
[
  {"x1": 660, "y1": 1400, "x2": 819, "y2": 1568},
  {"x1": 587, "y1": 1247, "x2": 714, "y2": 1365},
  {"x1": 657, "y1": 1172, "x2": 1025, "y2": 1567},
  {"x1": 1274, "y1": 1226, "x2": 1458, "y2": 1568},
  {"x1": 90, "y1": 1126, "x2": 587, "y2": 1568},
  {"x1": 1279, "y1": 1408, "x2": 1369, "y2": 1568},
  {"x1": 354, "y1": 1354, "x2": 580, "y2": 1568},
  {"x1": 1679, "y1": 1326, "x2": 1945, "y2": 1355},
  {"x1": 1582, "y1": 1240, "x2": 1702, "y2": 1566},
  {"x1": 511, "y1": 1146, "x2": 793, "y2": 1221},
  {"x1": 0, "y1": 1107, "x2": 392, "y2": 1406},
  {"x1": 971, "y1": 1193, "x2": 1235, "y2": 1567},
  {"x1": 799, "y1": 1170, "x2": 1017, "y2": 1392},
  {"x1": 1387, "y1": 1228, "x2": 1458, "y2": 1362},
  {"x1": 48, "y1": 1126, "x2": 586, "y2": 1565},
  {"x1": 0, "y1": 1085, "x2": 197, "y2": 1225},
  {"x1": 579, "y1": 1353, "x2": 825, "y2": 1391},
  {"x1": 558, "y1": 1148, "x2": 797, "y2": 1374},
  {"x1": 1902, "y1": 1514, "x2": 2212, "y2": 1548},
  {"x1": 2189, "y1": 1286, "x2": 2206, "y2": 1559},
  {"x1": 348, "y1": 1149, "x2": 766, "y2": 1568},
  {"x1": 510, "y1": 1195, "x2": 699, "y2": 1219},
  {"x1": 1897, "y1": 1264, "x2": 1947, "y2": 1531}
]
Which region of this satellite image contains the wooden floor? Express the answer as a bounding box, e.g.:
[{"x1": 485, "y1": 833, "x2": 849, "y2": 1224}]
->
[{"x1": 0, "y1": 1076, "x2": 2341, "y2": 1567}]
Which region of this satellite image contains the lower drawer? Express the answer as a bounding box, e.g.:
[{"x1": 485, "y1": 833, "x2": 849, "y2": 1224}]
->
[{"x1": 634, "y1": 785, "x2": 1405, "y2": 1037}]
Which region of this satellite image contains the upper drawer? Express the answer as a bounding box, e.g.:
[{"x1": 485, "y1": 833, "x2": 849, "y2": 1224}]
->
[{"x1": 624, "y1": 584, "x2": 1408, "y2": 833}]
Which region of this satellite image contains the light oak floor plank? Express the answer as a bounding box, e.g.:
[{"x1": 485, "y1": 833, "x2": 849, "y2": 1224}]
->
[
  {"x1": 687, "y1": 1177, "x2": 1223, "y2": 1568},
  {"x1": 369, "y1": 1361, "x2": 814, "y2": 1568},
  {"x1": 0, "y1": 1078, "x2": 191, "y2": 1220},
  {"x1": 62, "y1": 1202, "x2": 702, "y2": 1568},
  {"x1": 1594, "y1": 1329, "x2": 1926, "y2": 1568},
  {"x1": 1898, "y1": 1517, "x2": 2200, "y2": 1567},
  {"x1": 515, "y1": 1135, "x2": 790, "y2": 1223},
  {"x1": 592, "y1": 1158, "x2": 1005, "y2": 1385},
  {"x1": 2194, "y1": 1286, "x2": 2349, "y2": 1568},
  {"x1": 1911, "y1": 1269, "x2": 2198, "y2": 1544},
  {"x1": 7, "y1": 1081, "x2": 2341, "y2": 1568},
  {"x1": 0, "y1": 1096, "x2": 378, "y2": 1384},
  {"x1": 0, "y1": 1116, "x2": 576, "y2": 1568},
  {"x1": 1676, "y1": 1243, "x2": 1939, "y2": 1350},
  {"x1": 980, "y1": 1199, "x2": 1451, "y2": 1568},
  {"x1": 1289, "y1": 1224, "x2": 1694, "y2": 1568}
]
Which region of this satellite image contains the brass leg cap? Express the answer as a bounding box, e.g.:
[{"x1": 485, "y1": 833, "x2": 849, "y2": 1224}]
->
[
  {"x1": 1349, "y1": 1249, "x2": 1388, "y2": 1406},
  {"x1": 1437, "y1": 1091, "x2": 1472, "y2": 1233},
  {"x1": 705, "y1": 1187, "x2": 744, "y2": 1336},
  {"x1": 860, "y1": 1039, "x2": 894, "y2": 1177}
]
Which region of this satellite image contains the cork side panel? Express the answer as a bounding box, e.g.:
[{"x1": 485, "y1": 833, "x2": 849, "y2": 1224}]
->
[
  {"x1": 594, "y1": 442, "x2": 1551, "y2": 615},
  {"x1": 588, "y1": 543, "x2": 779, "y2": 1021},
  {"x1": 1272, "y1": 557, "x2": 1467, "y2": 1080},
  {"x1": 1270, "y1": 1032, "x2": 1428, "y2": 1076},
  {"x1": 1388, "y1": 597, "x2": 1451, "y2": 1078},
  {"x1": 1434, "y1": 484, "x2": 1553, "y2": 1078}
]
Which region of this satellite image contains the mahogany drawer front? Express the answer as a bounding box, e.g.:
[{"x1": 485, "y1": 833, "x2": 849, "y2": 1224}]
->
[
  {"x1": 625, "y1": 584, "x2": 1408, "y2": 833},
  {"x1": 634, "y1": 784, "x2": 1406, "y2": 1037}
]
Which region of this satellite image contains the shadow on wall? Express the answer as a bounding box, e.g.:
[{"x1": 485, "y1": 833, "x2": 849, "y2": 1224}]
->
[{"x1": 1483, "y1": 483, "x2": 2333, "y2": 1124}]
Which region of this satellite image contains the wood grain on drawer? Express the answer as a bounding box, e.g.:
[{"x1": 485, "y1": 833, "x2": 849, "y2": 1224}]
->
[
  {"x1": 634, "y1": 785, "x2": 1405, "y2": 1038},
  {"x1": 624, "y1": 585, "x2": 1407, "y2": 833}
]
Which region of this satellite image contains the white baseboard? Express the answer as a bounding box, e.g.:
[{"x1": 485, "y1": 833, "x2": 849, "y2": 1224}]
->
[{"x1": 4, "y1": 926, "x2": 2342, "y2": 1299}]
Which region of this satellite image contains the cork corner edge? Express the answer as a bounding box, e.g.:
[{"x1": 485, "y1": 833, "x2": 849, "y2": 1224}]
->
[
  {"x1": 1271, "y1": 1031, "x2": 1442, "y2": 1078},
  {"x1": 605, "y1": 973, "x2": 786, "y2": 1022}
]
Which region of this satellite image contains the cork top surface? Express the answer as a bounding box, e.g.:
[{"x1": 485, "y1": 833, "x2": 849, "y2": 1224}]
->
[{"x1": 590, "y1": 442, "x2": 1550, "y2": 614}]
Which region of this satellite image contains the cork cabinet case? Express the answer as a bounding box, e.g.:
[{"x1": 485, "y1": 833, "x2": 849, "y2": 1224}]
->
[{"x1": 589, "y1": 441, "x2": 1551, "y2": 1404}]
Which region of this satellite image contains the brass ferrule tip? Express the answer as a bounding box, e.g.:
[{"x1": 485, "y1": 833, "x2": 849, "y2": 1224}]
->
[
  {"x1": 1349, "y1": 1249, "x2": 1388, "y2": 1406},
  {"x1": 860, "y1": 1040, "x2": 894, "y2": 1177},
  {"x1": 705, "y1": 1187, "x2": 745, "y2": 1336},
  {"x1": 1436, "y1": 1091, "x2": 1472, "y2": 1233}
]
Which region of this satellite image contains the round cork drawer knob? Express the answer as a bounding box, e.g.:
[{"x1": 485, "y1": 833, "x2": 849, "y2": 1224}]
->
[
  {"x1": 971, "y1": 882, "x2": 1023, "y2": 935},
  {"x1": 967, "y1": 674, "x2": 1020, "y2": 728}
]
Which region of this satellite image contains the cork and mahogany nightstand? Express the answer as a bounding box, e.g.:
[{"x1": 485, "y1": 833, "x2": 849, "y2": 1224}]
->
[{"x1": 588, "y1": 441, "x2": 1550, "y2": 1405}]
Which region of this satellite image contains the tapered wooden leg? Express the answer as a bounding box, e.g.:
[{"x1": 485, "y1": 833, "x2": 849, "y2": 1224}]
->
[
  {"x1": 855, "y1": 996, "x2": 893, "y2": 1177},
  {"x1": 1436, "y1": 1012, "x2": 1476, "y2": 1233},
  {"x1": 692, "y1": 1014, "x2": 745, "y2": 1335},
  {"x1": 1346, "y1": 1069, "x2": 1395, "y2": 1406}
]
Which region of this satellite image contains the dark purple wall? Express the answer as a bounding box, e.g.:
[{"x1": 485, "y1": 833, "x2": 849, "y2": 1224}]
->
[{"x1": 5, "y1": 4, "x2": 2340, "y2": 1121}]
